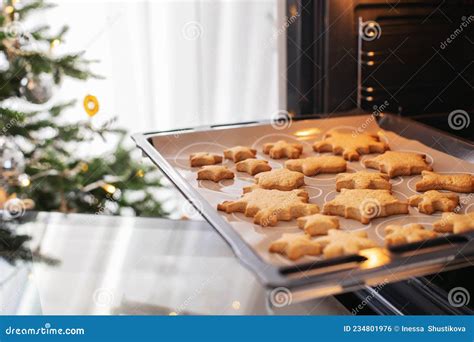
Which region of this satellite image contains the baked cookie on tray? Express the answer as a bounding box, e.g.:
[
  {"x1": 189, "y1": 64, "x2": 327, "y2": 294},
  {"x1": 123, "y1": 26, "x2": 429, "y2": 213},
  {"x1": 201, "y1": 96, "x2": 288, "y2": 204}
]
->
[
  {"x1": 415, "y1": 171, "x2": 474, "y2": 193},
  {"x1": 408, "y1": 190, "x2": 459, "y2": 215},
  {"x1": 322, "y1": 189, "x2": 409, "y2": 224},
  {"x1": 363, "y1": 151, "x2": 432, "y2": 178},
  {"x1": 263, "y1": 140, "x2": 303, "y2": 159},
  {"x1": 433, "y1": 212, "x2": 474, "y2": 234},
  {"x1": 243, "y1": 168, "x2": 304, "y2": 192},
  {"x1": 335, "y1": 171, "x2": 391, "y2": 191},
  {"x1": 384, "y1": 224, "x2": 438, "y2": 246},
  {"x1": 217, "y1": 188, "x2": 319, "y2": 227},
  {"x1": 224, "y1": 146, "x2": 257, "y2": 162},
  {"x1": 313, "y1": 229, "x2": 377, "y2": 258},
  {"x1": 197, "y1": 165, "x2": 234, "y2": 182},
  {"x1": 269, "y1": 233, "x2": 322, "y2": 260},
  {"x1": 313, "y1": 130, "x2": 389, "y2": 161},
  {"x1": 235, "y1": 158, "x2": 272, "y2": 176},
  {"x1": 189, "y1": 152, "x2": 223, "y2": 167},
  {"x1": 297, "y1": 213, "x2": 340, "y2": 236},
  {"x1": 284, "y1": 155, "x2": 346, "y2": 176}
]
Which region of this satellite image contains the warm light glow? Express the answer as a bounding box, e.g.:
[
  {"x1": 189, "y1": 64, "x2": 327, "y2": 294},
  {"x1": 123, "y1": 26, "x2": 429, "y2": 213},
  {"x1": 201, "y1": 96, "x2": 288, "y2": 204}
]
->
[
  {"x1": 359, "y1": 248, "x2": 390, "y2": 269},
  {"x1": 366, "y1": 87, "x2": 374, "y2": 92},
  {"x1": 4, "y1": 5, "x2": 14, "y2": 14},
  {"x1": 232, "y1": 301, "x2": 241, "y2": 310},
  {"x1": 101, "y1": 184, "x2": 116, "y2": 194},
  {"x1": 367, "y1": 51, "x2": 375, "y2": 57},
  {"x1": 81, "y1": 163, "x2": 89, "y2": 172},
  {"x1": 169, "y1": 312, "x2": 178, "y2": 316},
  {"x1": 136, "y1": 169, "x2": 145, "y2": 178},
  {"x1": 294, "y1": 128, "x2": 321, "y2": 137},
  {"x1": 367, "y1": 61, "x2": 375, "y2": 66},
  {"x1": 50, "y1": 39, "x2": 61, "y2": 49}
]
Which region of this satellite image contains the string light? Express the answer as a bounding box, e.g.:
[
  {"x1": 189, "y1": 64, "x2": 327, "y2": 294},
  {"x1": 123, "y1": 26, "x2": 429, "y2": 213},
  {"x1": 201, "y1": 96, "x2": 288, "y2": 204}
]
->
[
  {"x1": 50, "y1": 39, "x2": 61, "y2": 49},
  {"x1": 18, "y1": 173, "x2": 31, "y2": 187},
  {"x1": 101, "y1": 183, "x2": 116, "y2": 194},
  {"x1": 136, "y1": 169, "x2": 144, "y2": 177}
]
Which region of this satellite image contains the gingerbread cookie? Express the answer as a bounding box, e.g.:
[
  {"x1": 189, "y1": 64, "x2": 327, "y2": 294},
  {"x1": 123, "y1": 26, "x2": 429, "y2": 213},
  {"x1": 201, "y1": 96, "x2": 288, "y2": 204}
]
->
[
  {"x1": 235, "y1": 158, "x2": 272, "y2": 176},
  {"x1": 385, "y1": 224, "x2": 438, "y2": 246},
  {"x1": 363, "y1": 151, "x2": 432, "y2": 178},
  {"x1": 297, "y1": 214, "x2": 340, "y2": 236},
  {"x1": 313, "y1": 229, "x2": 377, "y2": 258},
  {"x1": 197, "y1": 165, "x2": 234, "y2": 182},
  {"x1": 323, "y1": 189, "x2": 408, "y2": 224},
  {"x1": 336, "y1": 171, "x2": 391, "y2": 191},
  {"x1": 223, "y1": 146, "x2": 257, "y2": 162},
  {"x1": 284, "y1": 156, "x2": 346, "y2": 176},
  {"x1": 243, "y1": 168, "x2": 304, "y2": 192},
  {"x1": 433, "y1": 212, "x2": 474, "y2": 234},
  {"x1": 269, "y1": 233, "x2": 322, "y2": 260},
  {"x1": 189, "y1": 152, "x2": 222, "y2": 167},
  {"x1": 408, "y1": 190, "x2": 459, "y2": 215},
  {"x1": 313, "y1": 131, "x2": 389, "y2": 161},
  {"x1": 415, "y1": 171, "x2": 474, "y2": 193},
  {"x1": 217, "y1": 188, "x2": 319, "y2": 226},
  {"x1": 263, "y1": 140, "x2": 303, "y2": 159}
]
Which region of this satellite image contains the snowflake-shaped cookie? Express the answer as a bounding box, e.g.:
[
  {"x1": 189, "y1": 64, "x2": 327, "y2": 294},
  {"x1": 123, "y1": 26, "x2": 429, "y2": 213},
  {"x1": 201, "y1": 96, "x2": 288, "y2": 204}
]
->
[
  {"x1": 217, "y1": 188, "x2": 319, "y2": 226},
  {"x1": 408, "y1": 190, "x2": 459, "y2": 214},
  {"x1": 235, "y1": 159, "x2": 272, "y2": 175},
  {"x1": 243, "y1": 168, "x2": 304, "y2": 192},
  {"x1": 384, "y1": 224, "x2": 438, "y2": 246},
  {"x1": 263, "y1": 140, "x2": 303, "y2": 159},
  {"x1": 269, "y1": 233, "x2": 322, "y2": 260},
  {"x1": 297, "y1": 214, "x2": 340, "y2": 236},
  {"x1": 336, "y1": 171, "x2": 391, "y2": 191},
  {"x1": 313, "y1": 229, "x2": 377, "y2": 258},
  {"x1": 433, "y1": 212, "x2": 474, "y2": 234},
  {"x1": 363, "y1": 151, "x2": 432, "y2": 178},
  {"x1": 284, "y1": 156, "x2": 346, "y2": 176},
  {"x1": 323, "y1": 189, "x2": 408, "y2": 224},
  {"x1": 313, "y1": 131, "x2": 389, "y2": 161}
]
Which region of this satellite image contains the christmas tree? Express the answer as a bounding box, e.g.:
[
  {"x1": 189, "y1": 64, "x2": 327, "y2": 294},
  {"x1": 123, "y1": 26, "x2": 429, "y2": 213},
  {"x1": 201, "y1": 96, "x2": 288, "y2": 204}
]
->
[{"x1": 0, "y1": 0, "x2": 167, "y2": 218}]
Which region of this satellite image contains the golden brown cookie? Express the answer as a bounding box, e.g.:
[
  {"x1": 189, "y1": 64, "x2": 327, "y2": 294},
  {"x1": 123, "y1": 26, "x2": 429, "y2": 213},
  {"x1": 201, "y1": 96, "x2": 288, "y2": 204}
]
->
[
  {"x1": 313, "y1": 130, "x2": 389, "y2": 161},
  {"x1": 385, "y1": 224, "x2": 438, "y2": 246},
  {"x1": 433, "y1": 212, "x2": 474, "y2": 234},
  {"x1": 415, "y1": 171, "x2": 474, "y2": 193},
  {"x1": 197, "y1": 165, "x2": 234, "y2": 182},
  {"x1": 223, "y1": 146, "x2": 257, "y2": 162},
  {"x1": 189, "y1": 152, "x2": 223, "y2": 167},
  {"x1": 269, "y1": 233, "x2": 322, "y2": 260},
  {"x1": 297, "y1": 214, "x2": 340, "y2": 236},
  {"x1": 284, "y1": 156, "x2": 346, "y2": 176},
  {"x1": 363, "y1": 151, "x2": 432, "y2": 178},
  {"x1": 217, "y1": 188, "x2": 319, "y2": 226},
  {"x1": 263, "y1": 140, "x2": 303, "y2": 159},
  {"x1": 408, "y1": 190, "x2": 459, "y2": 215},
  {"x1": 235, "y1": 158, "x2": 272, "y2": 176},
  {"x1": 323, "y1": 189, "x2": 409, "y2": 224},
  {"x1": 336, "y1": 171, "x2": 391, "y2": 191},
  {"x1": 313, "y1": 229, "x2": 377, "y2": 258},
  {"x1": 243, "y1": 168, "x2": 304, "y2": 192}
]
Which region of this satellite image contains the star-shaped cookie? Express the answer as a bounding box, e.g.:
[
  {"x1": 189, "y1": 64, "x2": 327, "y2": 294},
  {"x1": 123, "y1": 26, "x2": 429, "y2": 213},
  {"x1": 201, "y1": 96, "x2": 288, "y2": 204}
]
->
[
  {"x1": 235, "y1": 158, "x2": 272, "y2": 175},
  {"x1": 415, "y1": 171, "x2": 474, "y2": 193},
  {"x1": 297, "y1": 214, "x2": 340, "y2": 236},
  {"x1": 223, "y1": 146, "x2": 257, "y2": 162},
  {"x1": 336, "y1": 171, "x2": 391, "y2": 191},
  {"x1": 384, "y1": 224, "x2": 438, "y2": 246},
  {"x1": 189, "y1": 152, "x2": 223, "y2": 167},
  {"x1": 363, "y1": 151, "x2": 432, "y2": 178},
  {"x1": 313, "y1": 229, "x2": 377, "y2": 258},
  {"x1": 263, "y1": 140, "x2": 303, "y2": 159},
  {"x1": 433, "y1": 212, "x2": 474, "y2": 234},
  {"x1": 197, "y1": 165, "x2": 235, "y2": 182},
  {"x1": 408, "y1": 190, "x2": 459, "y2": 214},
  {"x1": 217, "y1": 188, "x2": 319, "y2": 226},
  {"x1": 313, "y1": 131, "x2": 389, "y2": 161},
  {"x1": 323, "y1": 189, "x2": 408, "y2": 224},
  {"x1": 269, "y1": 233, "x2": 322, "y2": 260},
  {"x1": 284, "y1": 156, "x2": 346, "y2": 176},
  {"x1": 243, "y1": 168, "x2": 305, "y2": 193}
]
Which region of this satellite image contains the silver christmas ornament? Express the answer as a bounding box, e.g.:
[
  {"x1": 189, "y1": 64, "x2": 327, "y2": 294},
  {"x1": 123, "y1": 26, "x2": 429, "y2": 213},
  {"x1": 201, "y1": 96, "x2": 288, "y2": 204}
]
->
[{"x1": 20, "y1": 73, "x2": 54, "y2": 104}]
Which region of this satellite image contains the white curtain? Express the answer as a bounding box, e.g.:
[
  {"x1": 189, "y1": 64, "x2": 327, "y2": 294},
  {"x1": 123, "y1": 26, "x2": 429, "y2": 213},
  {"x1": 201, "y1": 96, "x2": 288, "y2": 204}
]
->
[{"x1": 38, "y1": 0, "x2": 283, "y2": 139}]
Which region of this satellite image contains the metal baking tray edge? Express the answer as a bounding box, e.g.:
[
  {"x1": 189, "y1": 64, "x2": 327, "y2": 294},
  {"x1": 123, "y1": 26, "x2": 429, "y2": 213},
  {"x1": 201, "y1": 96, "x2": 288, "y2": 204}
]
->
[{"x1": 132, "y1": 113, "x2": 474, "y2": 299}]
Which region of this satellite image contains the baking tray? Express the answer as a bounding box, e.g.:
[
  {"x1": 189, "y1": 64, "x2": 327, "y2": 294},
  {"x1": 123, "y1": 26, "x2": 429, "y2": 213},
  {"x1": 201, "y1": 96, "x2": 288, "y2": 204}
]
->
[{"x1": 132, "y1": 113, "x2": 474, "y2": 300}]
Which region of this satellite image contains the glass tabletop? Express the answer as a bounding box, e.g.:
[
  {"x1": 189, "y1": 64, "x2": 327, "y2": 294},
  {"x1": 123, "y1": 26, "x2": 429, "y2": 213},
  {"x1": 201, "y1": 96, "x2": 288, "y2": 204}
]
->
[{"x1": 0, "y1": 213, "x2": 348, "y2": 315}]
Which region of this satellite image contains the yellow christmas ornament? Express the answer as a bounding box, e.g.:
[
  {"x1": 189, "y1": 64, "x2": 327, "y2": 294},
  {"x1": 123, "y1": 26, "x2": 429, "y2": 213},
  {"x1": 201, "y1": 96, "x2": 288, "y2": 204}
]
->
[{"x1": 84, "y1": 94, "x2": 99, "y2": 117}]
